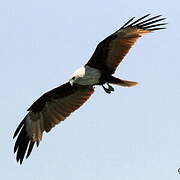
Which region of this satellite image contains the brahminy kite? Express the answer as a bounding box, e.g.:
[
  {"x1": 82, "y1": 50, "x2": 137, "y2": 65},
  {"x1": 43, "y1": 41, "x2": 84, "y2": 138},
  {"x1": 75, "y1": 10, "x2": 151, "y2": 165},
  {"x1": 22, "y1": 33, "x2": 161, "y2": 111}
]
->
[{"x1": 13, "y1": 14, "x2": 166, "y2": 164}]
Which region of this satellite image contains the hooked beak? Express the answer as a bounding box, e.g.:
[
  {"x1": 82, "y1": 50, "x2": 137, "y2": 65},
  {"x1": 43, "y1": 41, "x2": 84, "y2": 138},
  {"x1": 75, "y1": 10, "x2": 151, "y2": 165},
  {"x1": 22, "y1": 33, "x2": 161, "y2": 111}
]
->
[{"x1": 69, "y1": 79, "x2": 74, "y2": 86}]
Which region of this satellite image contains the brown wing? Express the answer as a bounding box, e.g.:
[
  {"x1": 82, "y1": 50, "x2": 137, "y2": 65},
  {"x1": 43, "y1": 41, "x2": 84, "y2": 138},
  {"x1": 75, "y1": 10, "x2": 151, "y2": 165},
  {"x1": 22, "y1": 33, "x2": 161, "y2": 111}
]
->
[
  {"x1": 13, "y1": 82, "x2": 94, "y2": 164},
  {"x1": 86, "y1": 14, "x2": 167, "y2": 74}
]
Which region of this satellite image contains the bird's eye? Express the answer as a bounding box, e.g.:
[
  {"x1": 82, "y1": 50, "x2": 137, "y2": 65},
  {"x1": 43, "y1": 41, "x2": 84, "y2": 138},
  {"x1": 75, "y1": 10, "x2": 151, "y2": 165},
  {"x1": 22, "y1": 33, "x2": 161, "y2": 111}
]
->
[{"x1": 72, "y1": 77, "x2": 75, "y2": 80}]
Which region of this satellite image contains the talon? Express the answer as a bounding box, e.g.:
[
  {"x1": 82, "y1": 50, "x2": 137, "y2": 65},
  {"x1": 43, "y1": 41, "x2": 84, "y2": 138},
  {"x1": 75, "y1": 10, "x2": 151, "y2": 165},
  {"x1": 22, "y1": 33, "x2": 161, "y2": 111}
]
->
[
  {"x1": 102, "y1": 83, "x2": 114, "y2": 94},
  {"x1": 105, "y1": 88, "x2": 111, "y2": 94},
  {"x1": 107, "y1": 83, "x2": 114, "y2": 91},
  {"x1": 102, "y1": 85, "x2": 111, "y2": 94}
]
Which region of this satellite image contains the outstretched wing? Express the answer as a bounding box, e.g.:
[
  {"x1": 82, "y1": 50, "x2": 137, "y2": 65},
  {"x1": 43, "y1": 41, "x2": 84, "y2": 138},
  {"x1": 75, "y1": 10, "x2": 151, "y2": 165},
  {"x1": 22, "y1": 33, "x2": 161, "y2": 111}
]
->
[
  {"x1": 13, "y1": 82, "x2": 94, "y2": 164},
  {"x1": 86, "y1": 14, "x2": 167, "y2": 74}
]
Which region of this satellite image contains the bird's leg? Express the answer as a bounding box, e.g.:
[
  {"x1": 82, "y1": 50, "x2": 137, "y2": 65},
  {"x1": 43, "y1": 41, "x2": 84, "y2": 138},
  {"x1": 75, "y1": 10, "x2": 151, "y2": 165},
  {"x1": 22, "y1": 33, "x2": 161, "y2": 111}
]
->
[
  {"x1": 107, "y1": 83, "x2": 114, "y2": 92},
  {"x1": 102, "y1": 83, "x2": 114, "y2": 94},
  {"x1": 102, "y1": 84, "x2": 111, "y2": 94}
]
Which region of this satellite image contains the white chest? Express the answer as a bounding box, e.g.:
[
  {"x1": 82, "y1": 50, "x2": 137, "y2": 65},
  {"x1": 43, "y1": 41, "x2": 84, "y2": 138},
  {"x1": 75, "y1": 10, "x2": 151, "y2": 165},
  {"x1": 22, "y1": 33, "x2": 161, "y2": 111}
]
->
[{"x1": 70, "y1": 65, "x2": 101, "y2": 85}]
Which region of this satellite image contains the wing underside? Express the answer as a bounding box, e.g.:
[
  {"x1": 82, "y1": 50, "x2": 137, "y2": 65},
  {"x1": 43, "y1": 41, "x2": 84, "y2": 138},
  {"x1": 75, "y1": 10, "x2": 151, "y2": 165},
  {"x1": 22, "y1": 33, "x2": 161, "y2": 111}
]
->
[
  {"x1": 13, "y1": 83, "x2": 94, "y2": 164},
  {"x1": 86, "y1": 14, "x2": 166, "y2": 74}
]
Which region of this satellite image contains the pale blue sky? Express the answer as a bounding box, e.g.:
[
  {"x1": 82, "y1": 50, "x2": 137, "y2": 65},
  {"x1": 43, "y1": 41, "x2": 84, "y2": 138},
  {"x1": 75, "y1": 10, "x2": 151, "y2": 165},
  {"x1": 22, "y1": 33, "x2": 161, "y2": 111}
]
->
[{"x1": 1, "y1": 0, "x2": 180, "y2": 179}]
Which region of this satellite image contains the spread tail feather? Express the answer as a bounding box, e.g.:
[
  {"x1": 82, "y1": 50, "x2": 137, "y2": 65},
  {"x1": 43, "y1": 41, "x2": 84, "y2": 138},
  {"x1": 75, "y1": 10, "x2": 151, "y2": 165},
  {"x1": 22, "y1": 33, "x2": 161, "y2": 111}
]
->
[
  {"x1": 108, "y1": 76, "x2": 138, "y2": 87},
  {"x1": 114, "y1": 79, "x2": 138, "y2": 87}
]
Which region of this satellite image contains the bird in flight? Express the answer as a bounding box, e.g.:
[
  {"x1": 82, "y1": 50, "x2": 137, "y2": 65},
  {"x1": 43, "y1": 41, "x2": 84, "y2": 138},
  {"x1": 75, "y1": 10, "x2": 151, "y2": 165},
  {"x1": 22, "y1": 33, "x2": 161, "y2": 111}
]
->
[{"x1": 13, "y1": 14, "x2": 166, "y2": 164}]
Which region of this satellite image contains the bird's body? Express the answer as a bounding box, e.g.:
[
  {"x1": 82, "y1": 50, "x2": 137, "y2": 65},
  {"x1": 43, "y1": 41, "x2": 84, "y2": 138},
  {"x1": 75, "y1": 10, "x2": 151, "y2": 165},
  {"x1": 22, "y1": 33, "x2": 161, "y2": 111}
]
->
[
  {"x1": 13, "y1": 14, "x2": 166, "y2": 164},
  {"x1": 70, "y1": 65, "x2": 138, "y2": 93},
  {"x1": 70, "y1": 66, "x2": 101, "y2": 86}
]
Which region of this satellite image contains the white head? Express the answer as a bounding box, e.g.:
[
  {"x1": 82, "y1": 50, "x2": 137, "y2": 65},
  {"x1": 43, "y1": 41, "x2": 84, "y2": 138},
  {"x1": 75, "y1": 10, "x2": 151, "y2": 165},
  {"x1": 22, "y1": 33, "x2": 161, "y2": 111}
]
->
[{"x1": 69, "y1": 66, "x2": 85, "y2": 86}]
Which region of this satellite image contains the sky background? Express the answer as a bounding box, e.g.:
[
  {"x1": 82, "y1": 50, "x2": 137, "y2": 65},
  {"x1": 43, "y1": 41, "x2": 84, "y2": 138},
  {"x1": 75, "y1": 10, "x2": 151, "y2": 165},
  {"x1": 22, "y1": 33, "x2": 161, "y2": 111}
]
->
[{"x1": 1, "y1": 0, "x2": 180, "y2": 179}]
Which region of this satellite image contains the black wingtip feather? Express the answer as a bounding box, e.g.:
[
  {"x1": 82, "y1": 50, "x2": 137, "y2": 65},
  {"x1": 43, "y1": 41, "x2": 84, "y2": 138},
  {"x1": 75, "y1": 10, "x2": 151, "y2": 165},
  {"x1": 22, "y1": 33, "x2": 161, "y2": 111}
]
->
[
  {"x1": 15, "y1": 125, "x2": 30, "y2": 164},
  {"x1": 120, "y1": 14, "x2": 167, "y2": 31},
  {"x1": 148, "y1": 27, "x2": 166, "y2": 31},
  {"x1": 127, "y1": 14, "x2": 151, "y2": 27},
  {"x1": 120, "y1": 16, "x2": 135, "y2": 29},
  {"x1": 13, "y1": 118, "x2": 36, "y2": 164},
  {"x1": 139, "y1": 18, "x2": 166, "y2": 28},
  {"x1": 142, "y1": 23, "x2": 167, "y2": 30},
  {"x1": 26, "y1": 142, "x2": 35, "y2": 159},
  {"x1": 13, "y1": 119, "x2": 25, "y2": 139},
  {"x1": 36, "y1": 141, "x2": 40, "y2": 147}
]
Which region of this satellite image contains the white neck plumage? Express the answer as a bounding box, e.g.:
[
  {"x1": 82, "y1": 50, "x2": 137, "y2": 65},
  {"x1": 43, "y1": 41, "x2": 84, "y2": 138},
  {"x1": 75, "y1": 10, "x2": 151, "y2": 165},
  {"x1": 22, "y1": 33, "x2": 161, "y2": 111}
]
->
[{"x1": 69, "y1": 66, "x2": 101, "y2": 86}]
